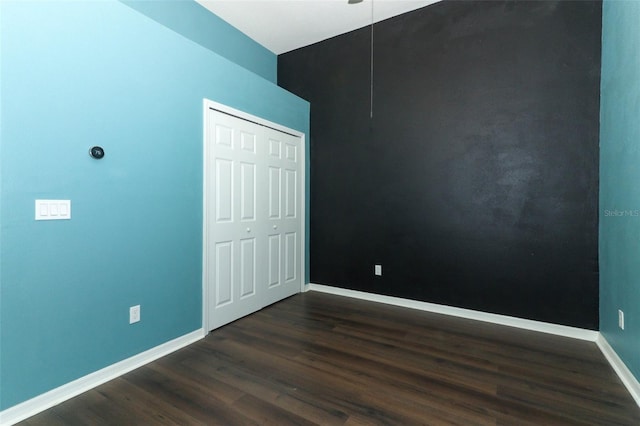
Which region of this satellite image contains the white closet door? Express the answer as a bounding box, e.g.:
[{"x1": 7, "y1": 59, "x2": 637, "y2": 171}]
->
[
  {"x1": 263, "y1": 127, "x2": 302, "y2": 306},
  {"x1": 205, "y1": 108, "x2": 302, "y2": 331},
  {"x1": 206, "y1": 110, "x2": 263, "y2": 330}
]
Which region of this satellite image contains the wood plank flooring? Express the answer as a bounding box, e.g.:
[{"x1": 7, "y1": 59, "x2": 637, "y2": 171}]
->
[{"x1": 20, "y1": 292, "x2": 640, "y2": 425}]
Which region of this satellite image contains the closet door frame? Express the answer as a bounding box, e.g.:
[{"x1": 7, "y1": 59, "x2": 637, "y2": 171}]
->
[{"x1": 202, "y1": 99, "x2": 306, "y2": 332}]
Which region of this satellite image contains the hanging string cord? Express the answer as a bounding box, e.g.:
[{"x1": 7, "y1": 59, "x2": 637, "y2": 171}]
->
[{"x1": 370, "y1": 0, "x2": 374, "y2": 119}]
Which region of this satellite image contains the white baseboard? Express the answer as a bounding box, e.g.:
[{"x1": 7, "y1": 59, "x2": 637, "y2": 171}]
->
[
  {"x1": 0, "y1": 329, "x2": 206, "y2": 426},
  {"x1": 596, "y1": 334, "x2": 640, "y2": 407},
  {"x1": 307, "y1": 283, "x2": 598, "y2": 341}
]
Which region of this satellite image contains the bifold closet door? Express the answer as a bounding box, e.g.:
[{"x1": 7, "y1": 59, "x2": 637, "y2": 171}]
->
[
  {"x1": 205, "y1": 108, "x2": 301, "y2": 331},
  {"x1": 263, "y1": 126, "x2": 302, "y2": 307}
]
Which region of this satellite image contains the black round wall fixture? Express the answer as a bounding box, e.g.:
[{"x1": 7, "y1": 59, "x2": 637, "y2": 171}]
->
[{"x1": 89, "y1": 146, "x2": 105, "y2": 159}]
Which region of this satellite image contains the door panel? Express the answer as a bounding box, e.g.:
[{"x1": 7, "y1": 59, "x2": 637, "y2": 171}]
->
[
  {"x1": 285, "y1": 232, "x2": 297, "y2": 282},
  {"x1": 240, "y1": 238, "x2": 256, "y2": 298},
  {"x1": 214, "y1": 241, "x2": 233, "y2": 307},
  {"x1": 215, "y1": 124, "x2": 232, "y2": 147},
  {"x1": 267, "y1": 234, "x2": 281, "y2": 288},
  {"x1": 285, "y1": 169, "x2": 297, "y2": 219},
  {"x1": 269, "y1": 138, "x2": 281, "y2": 158},
  {"x1": 240, "y1": 162, "x2": 256, "y2": 221},
  {"x1": 285, "y1": 142, "x2": 297, "y2": 162},
  {"x1": 268, "y1": 167, "x2": 281, "y2": 219},
  {"x1": 241, "y1": 131, "x2": 256, "y2": 153},
  {"x1": 215, "y1": 159, "x2": 233, "y2": 222}
]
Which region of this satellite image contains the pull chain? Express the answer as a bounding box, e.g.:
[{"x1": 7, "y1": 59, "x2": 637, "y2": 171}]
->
[{"x1": 370, "y1": 0, "x2": 374, "y2": 119}]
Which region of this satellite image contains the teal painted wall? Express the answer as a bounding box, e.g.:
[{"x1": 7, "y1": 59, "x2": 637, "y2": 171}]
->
[
  {"x1": 600, "y1": 0, "x2": 640, "y2": 381},
  {"x1": 0, "y1": 0, "x2": 308, "y2": 410},
  {"x1": 121, "y1": 0, "x2": 277, "y2": 82}
]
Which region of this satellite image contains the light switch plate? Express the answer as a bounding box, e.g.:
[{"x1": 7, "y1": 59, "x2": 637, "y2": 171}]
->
[{"x1": 35, "y1": 200, "x2": 71, "y2": 220}]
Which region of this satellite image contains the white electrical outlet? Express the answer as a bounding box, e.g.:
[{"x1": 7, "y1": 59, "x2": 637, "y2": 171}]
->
[
  {"x1": 618, "y1": 309, "x2": 624, "y2": 330},
  {"x1": 374, "y1": 264, "x2": 382, "y2": 276},
  {"x1": 130, "y1": 305, "x2": 141, "y2": 324}
]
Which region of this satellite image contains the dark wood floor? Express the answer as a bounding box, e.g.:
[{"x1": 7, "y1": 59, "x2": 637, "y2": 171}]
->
[{"x1": 20, "y1": 291, "x2": 640, "y2": 425}]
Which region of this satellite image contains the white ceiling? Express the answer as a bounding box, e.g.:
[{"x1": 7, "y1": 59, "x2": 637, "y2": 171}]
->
[{"x1": 196, "y1": 0, "x2": 440, "y2": 54}]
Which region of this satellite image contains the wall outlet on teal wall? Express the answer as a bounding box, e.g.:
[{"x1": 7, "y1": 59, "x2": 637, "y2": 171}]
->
[
  {"x1": 619, "y1": 309, "x2": 624, "y2": 330},
  {"x1": 130, "y1": 305, "x2": 141, "y2": 324}
]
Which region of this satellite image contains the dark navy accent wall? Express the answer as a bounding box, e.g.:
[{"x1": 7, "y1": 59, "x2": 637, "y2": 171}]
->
[{"x1": 279, "y1": 0, "x2": 601, "y2": 328}]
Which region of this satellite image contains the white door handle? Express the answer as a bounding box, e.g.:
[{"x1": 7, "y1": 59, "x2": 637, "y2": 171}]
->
[
  {"x1": 273, "y1": 225, "x2": 277, "y2": 230},
  {"x1": 246, "y1": 228, "x2": 251, "y2": 233}
]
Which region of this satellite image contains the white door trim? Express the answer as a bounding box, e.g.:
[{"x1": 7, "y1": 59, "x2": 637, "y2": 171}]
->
[{"x1": 202, "y1": 99, "x2": 306, "y2": 333}]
